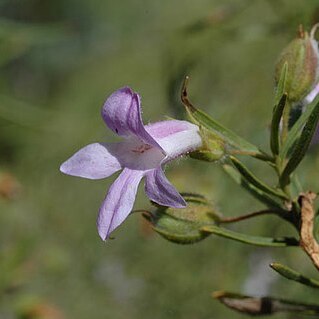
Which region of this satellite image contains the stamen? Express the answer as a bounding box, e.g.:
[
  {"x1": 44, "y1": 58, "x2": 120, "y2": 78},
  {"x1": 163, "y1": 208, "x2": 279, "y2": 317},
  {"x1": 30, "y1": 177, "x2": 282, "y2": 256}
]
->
[{"x1": 131, "y1": 144, "x2": 152, "y2": 154}]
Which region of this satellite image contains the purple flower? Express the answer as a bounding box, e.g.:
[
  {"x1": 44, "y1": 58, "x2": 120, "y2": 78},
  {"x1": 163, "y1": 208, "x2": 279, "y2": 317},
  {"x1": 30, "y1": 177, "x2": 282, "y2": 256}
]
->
[{"x1": 60, "y1": 87, "x2": 202, "y2": 240}]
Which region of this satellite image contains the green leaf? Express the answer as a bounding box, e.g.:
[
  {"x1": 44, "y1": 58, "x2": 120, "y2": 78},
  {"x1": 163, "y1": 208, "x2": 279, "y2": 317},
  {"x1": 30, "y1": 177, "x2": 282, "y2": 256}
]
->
[
  {"x1": 201, "y1": 224, "x2": 298, "y2": 247},
  {"x1": 280, "y1": 98, "x2": 319, "y2": 187},
  {"x1": 290, "y1": 173, "x2": 303, "y2": 196},
  {"x1": 222, "y1": 164, "x2": 282, "y2": 209},
  {"x1": 280, "y1": 94, "x2": 319, "y2": 160},
  {"x1": 270, "y1": 262, "x2": 319, "y2": 289},
  {"x1": 270, "y1": 93, "x2": 287, "y2": 155},
  {"x1": 230, "y1": 156, "x2": 288, "y2": 200},
  {"x1": 275, "y1": 62, "x2": 288, "y2": 105},
  {"x1": 181, "y1": 76, "x2": 272, "y2": 162},
  {"x1": 213, "y1": 290, "x2": 319, "y2": 316},
  {"x1": 275, "y1": 63, "x2": 289, "y2": 144}
]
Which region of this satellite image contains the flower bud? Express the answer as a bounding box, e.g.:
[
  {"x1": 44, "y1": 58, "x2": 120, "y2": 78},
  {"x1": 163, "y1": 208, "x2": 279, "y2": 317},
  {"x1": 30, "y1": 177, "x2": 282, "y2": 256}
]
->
[
  {"x1": 144, "y1": 193, "x2": 220, "y2": 244},
  {"x1": 275, "y1": 25, "x2": 319, "y2": 102},
  {"x1": 190, "y1": 129, "x2": 225, "y2": 162}
]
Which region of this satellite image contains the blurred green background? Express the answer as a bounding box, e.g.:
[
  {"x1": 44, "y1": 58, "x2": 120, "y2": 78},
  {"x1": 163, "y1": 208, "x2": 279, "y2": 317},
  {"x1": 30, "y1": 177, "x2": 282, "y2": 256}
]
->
[{"x1": 1, "y1": 0, "x2": 319, "y2": 318}]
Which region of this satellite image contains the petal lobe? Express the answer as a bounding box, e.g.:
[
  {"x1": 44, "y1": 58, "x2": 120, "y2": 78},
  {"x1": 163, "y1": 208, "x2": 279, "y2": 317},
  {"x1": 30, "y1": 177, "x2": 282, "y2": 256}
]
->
[
  {"x1": 60, "y1": 143, "x2": 122, "y2": 180},
  {"x1": 97, "y1": 168, "x2": 144, "y2": 240},
  {"x1": 145, "y1": 168, "x2": 186, "y2": 208}
]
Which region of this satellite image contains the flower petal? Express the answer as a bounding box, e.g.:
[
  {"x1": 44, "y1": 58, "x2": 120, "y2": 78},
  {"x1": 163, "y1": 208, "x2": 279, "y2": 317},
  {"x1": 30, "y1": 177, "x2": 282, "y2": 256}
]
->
[
  {"x1": 305, "y1": 82, "x2": 319, "y2": 104},
  {"x1": 101, "y1": 87, "x2": 164, "y2": 151},
  {"x1": 146, "y1": 120, "x2": 202, "y2": 161},
  {"x1": 145, "y1": 167, "x2": 186, "y2": 208},
  {"x1": 60, "y1": 143, "x2": 122, "y2": 180},
  {"x1": 97, "y1": 168, "x2": 144, "y2": 240},
  {"x1": 146, "y1": 119, "x2": 197, "y2": 139}
]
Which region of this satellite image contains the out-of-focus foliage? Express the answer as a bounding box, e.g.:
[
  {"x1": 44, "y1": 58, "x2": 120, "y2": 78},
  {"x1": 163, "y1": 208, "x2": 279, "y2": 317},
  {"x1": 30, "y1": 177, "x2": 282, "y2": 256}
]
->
[{"x1": 1, "y1": 0, "x2": 319, "y2": 318}]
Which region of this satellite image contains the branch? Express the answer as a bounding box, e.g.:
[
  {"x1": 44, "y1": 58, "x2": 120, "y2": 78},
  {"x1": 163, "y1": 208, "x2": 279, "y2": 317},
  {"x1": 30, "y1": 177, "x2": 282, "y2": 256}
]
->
[
  {"x1": 299, "y1": 192, "x2": 319, "y2": 270},
  {"x1": 218, "y1": 209, "x2": 286, "y2": 224}
]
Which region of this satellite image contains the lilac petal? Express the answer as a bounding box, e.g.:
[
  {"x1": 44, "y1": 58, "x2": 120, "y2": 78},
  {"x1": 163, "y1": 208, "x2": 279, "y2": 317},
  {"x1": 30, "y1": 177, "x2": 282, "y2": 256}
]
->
[
  {"x1": 60, "y1": 143, "x2": 122, "y2": 180},
  {"x1": 145, "y1": 167, "x2": 186, "y2": 208},
  {"x1": 97, "y1": 168, "x2": 144, "y2": 240},
  {"x1": 101, "y1": 87, "x2": 164, "y2": 151},
  {"x1": 305, "y1": 83, "x2": 319, "y2": 104},
  {"x1": 147, "y1": 120, "x2": 202, "y2": 161},
  {"x1": 146, "y1": 119, "x2": 198, "y2": 139}
]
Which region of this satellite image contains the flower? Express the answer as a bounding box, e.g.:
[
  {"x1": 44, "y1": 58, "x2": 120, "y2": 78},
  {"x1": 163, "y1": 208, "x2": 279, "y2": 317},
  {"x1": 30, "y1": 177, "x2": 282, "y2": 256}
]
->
[{"x1": 60, "y1": 87, "x2": 202, "y2": 240}]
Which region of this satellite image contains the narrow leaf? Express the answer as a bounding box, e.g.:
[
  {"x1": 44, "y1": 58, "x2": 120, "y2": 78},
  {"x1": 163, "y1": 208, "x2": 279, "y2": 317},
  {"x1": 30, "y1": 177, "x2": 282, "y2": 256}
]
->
[
  {"x1": 213, "y1": 291, "x2": 319, "y2": 316},
  {"x1": 270, "y1": 262, "x2": 319, "y2": 289},
  {"x1": 222, "y1": 164, "x2": 282, "y2": 209},
  {"x1": 270, "y1": 93, "x2": 287, "y2": 155},
  {"x1": 230, "y1": 156, "x2": 288, "y2": 200},
  {"x1": 275, "y1": 62, "x2": 288, "y2": 105},
  {"x1": 280, "y1": 98, "x2": 319, "y2": 187},
  {"x1": 280, "y1": 94, "x2": 319, "y2": 160},
  {"x1": 201, "y1": 225, "x2": 298, "y2": 247},
  {"x1": 291, "y1": 173, "x2": 303, "y2": 196},
  {"x1": 181, "y1": 76, "x2": 272, "y2": 161}
]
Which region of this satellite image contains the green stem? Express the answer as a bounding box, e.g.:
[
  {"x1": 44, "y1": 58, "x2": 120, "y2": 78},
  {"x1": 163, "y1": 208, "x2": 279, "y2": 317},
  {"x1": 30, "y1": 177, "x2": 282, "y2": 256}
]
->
[{"x1": 274, "y1": 155, "x2": 292, "y2": 200}]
